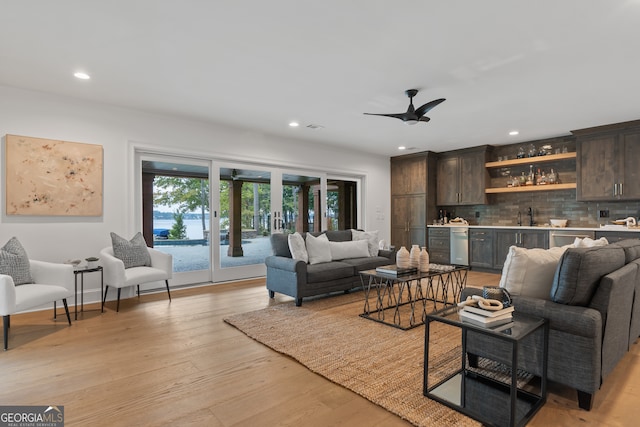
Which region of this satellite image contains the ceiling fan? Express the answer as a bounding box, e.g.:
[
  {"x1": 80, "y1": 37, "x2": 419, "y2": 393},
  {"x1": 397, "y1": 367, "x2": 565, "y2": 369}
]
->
[{"x1": 364, "y1": 89, "x2": 445, "y2": 125}]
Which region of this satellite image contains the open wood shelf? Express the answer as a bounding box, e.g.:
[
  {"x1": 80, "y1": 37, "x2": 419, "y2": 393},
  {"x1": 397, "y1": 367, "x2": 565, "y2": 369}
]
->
[
  {"x1": 485, "y1": 152, "x2": 576, "y2": 168},
  {"x1": 485, "y1": 183, "x2": 576, "y2": 194}
]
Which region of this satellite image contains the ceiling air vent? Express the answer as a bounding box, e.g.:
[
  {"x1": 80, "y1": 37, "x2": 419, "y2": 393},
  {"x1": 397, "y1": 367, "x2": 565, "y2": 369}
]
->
[{"x1": 306, "y1": 124, "x2": 324, "y2": 129}]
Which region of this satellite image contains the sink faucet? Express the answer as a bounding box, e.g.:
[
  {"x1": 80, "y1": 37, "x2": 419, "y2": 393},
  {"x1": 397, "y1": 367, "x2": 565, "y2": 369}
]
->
[
  {"x1": 517, "y1": 212, "x2": 522, "y2": 226},
  {"x1": 528, "y1": 207, "x2": 535, "y2": 226}
]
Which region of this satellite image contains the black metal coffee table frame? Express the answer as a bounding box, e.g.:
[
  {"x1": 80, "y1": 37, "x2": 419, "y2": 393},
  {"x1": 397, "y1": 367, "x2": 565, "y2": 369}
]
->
[{"x1": 359, "y1": 265, "x2": 469, "y2": 330}]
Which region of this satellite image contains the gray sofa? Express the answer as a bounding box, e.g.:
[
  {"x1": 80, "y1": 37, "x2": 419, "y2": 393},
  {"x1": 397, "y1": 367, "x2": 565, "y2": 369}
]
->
[
  {"x1": 265, "y1": 230, "x2": 396, "y2": 306},
  {"x1": 461, "y1": 239, "x2": 640, "y2": 411}
]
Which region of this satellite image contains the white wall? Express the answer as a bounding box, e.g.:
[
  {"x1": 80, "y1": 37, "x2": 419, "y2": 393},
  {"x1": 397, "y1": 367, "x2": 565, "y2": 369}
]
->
[{"x1": 0, "y1": 85, "x2": 391, "y2": 297}]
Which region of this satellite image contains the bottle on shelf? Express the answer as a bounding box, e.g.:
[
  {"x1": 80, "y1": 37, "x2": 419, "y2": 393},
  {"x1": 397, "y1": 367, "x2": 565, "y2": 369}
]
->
[
  {"x1": 526, "y1": 165, "x2": 534, "y2": 186},
  {"x1": 548, "y1": 168, "x2": 557, "y2": 184}
]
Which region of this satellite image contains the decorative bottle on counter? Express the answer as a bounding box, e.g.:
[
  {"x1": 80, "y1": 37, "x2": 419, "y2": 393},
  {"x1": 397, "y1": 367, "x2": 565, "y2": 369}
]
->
[
  {"x1": 396, "y1": 246, "x2": 410, "y2": 269},
  {"x1": 409, "y1": 245, "x2": 420, "y2": 269},
  {"x1": 419, "y1": 247, "x2": 430, "y2": 272}
]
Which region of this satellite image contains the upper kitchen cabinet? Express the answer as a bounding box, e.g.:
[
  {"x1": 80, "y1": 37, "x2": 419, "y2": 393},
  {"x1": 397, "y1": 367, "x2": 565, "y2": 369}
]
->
[
  {"x1": 574, "y1": 120, "x2": 640, "y2": 201},
  {"x1": 391, "y1": 154, "x2": 427, "y2": 195},
  {"x1": 437, "y1": 146, "x2": 489, "y2": 205}
]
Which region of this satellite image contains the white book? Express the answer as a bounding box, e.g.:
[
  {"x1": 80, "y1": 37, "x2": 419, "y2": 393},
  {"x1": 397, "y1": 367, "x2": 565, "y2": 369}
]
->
[
  {"x1": 488, "y1": 321, "x2": 516, "y2": 333},
  {"x1": 462, "y1": 304, "x2": 515, "y2": 318},
  {"x1": 458, "y1": 309, "x2": 513, "y2": 327}
]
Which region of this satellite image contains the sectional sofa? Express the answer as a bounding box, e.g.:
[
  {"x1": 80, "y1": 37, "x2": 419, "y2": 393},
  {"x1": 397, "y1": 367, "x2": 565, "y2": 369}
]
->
[
  {"x1": 265, "y1": 230, "x2": 396, "y2": 306},
  {"x1": 461, "y1": 238, "x2": 640, "y2": 410}
]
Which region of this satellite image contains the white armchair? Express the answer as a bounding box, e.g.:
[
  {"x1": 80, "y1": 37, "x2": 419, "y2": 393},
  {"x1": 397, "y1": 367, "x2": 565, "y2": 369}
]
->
[
  {"x1": 0, "y1": 260, "x2": 74, "y2": 350},
  {"x1": 100, "y1": 246, "x2": 172, "y2": 312}
]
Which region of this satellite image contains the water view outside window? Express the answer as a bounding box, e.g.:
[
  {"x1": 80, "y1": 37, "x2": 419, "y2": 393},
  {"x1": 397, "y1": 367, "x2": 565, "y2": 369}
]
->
[{"x1": 152, "y1": 176, "x2": 211, "y2": 272}]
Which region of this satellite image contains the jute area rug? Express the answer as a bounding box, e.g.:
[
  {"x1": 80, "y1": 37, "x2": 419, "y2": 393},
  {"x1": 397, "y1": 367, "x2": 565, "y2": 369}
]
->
[{"x1": 224, "y1": 291, "x2": 481, "y2": 426}]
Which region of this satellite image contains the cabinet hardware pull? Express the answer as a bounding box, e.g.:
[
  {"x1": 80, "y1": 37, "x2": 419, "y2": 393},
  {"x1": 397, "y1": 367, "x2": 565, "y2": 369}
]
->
[
  {"x1": 613, "y1": 183, "x2": 618, "y2": 196},
  {"x1": 620, "y1": 182, "x2": 623, "y2": 196},
  {"x1": 551, "y1": 233, "x2": 591, "y2": 238}
]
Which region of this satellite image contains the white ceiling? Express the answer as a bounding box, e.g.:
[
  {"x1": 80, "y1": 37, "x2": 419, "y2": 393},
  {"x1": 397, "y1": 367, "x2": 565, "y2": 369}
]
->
[{"x1": 1, "y1": 1, "x2": 639, "y2": 156}]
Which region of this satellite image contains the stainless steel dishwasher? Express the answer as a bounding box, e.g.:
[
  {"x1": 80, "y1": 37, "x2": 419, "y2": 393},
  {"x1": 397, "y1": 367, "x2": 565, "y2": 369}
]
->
[
  {"x1": 450, "y1": 226, "x2": 469, "y2": 266},
  {"x1": 549, "y1": 229, "x2": 594, "y2": 247}
]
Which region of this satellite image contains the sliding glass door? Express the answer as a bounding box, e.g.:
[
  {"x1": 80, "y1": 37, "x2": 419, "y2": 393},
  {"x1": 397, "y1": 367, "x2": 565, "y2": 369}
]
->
[
  {"x1": 210, "y1": 164, "x2": 326, "y2": 282},
  {"x1": 137, "y1": 150, "x2": 332, "y2": 284},
  {"x1": 140, "y1": 155, "x2": 212, "y2": 286}
]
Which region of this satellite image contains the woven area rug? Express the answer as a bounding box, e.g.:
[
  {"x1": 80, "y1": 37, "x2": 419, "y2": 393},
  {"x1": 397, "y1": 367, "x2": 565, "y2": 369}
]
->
[{"x1": 224, "y1": 291, "x2": 482, "y2": 426}]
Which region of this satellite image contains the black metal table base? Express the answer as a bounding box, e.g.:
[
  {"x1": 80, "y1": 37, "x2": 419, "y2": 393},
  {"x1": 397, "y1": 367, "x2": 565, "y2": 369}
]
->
[{"x1": 360, "y1": 265, "x2": 469, "y2": 330}]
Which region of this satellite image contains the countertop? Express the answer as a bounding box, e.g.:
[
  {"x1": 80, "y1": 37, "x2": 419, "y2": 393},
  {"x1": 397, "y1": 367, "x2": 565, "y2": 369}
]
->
[{"x1": 427, "y1": 224, "x2": 640, "y2": 232}]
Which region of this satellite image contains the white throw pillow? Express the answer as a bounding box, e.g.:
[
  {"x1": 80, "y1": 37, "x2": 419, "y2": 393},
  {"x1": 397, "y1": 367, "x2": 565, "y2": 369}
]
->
[
  {"x1": 287, "y1": 232, "x2": 308, "y2": 263},
  {"x1": 329, "y1": 240, "x2": 370, "y2": 260},
  {"x1": 305, "y1": 233, "x2": 332, "y2": 265},
  {"x1": 351, "y1": 229, "x2": 379, "y2": 257},
  {"x1": 499, "y1": 245, "x2": 570, "y2": 300},
  {"x1": 573, "y1": 236, "x2": 609, "y2": 248}
]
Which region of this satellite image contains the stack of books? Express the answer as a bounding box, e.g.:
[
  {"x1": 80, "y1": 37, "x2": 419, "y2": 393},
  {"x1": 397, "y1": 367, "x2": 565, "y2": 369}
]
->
[
  {"x1": 375, "y1": 265, "x2": 418, "y2": 276},
  {"x1": 459, "y1": 304, "x2": 514, "y2": 330}
]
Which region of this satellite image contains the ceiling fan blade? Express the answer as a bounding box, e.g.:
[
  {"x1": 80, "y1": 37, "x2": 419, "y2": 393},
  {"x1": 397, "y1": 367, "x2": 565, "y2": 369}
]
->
[
  {"x1": 418, "y1": 116, "x2": 431, "y2": 123},
  {"x1": 415, "y1": 98, "x2": 446, "y2": 118},
  {"x1": 363, "y1": 112, "x2": 408, "y2": 119}
]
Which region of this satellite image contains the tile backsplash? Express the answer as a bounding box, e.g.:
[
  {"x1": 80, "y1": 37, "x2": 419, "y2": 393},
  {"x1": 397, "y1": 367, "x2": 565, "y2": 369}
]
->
[{"x1": 441, "y1": 190, "x2": 640, "y2": 228}]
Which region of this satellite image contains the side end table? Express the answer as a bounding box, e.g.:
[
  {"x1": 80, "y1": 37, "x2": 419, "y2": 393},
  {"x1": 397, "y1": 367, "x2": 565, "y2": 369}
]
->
[
  {"x1": 423, "y1": 306, "x2": 548, "y2": 427},
  {"x1": 73, "y1": 266, "x2": 104, "y2": 319}
]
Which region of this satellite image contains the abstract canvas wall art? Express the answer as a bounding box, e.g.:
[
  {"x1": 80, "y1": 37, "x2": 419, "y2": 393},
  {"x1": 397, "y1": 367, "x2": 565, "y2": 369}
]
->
[{"x1": 5, "y1": 134, "x2": 103, "y2": 216}]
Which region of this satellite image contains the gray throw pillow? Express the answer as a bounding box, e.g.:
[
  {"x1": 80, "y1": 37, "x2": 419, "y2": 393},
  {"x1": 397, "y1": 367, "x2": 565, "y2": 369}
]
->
[
  {"x1": 111, "y1": 232, "x2": 151, "y2": 268},
  {"x1": 550, "y1": 245, "x2": 625, "y2": 306},
  {"x1": 0, "y1": 237, "x2": 34, "y2": 285}
]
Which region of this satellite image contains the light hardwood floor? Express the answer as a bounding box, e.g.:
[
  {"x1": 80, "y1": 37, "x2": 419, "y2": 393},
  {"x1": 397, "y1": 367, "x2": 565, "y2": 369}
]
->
[{"x1": 1, "y1": 271, "x2": 638, "y2": 426}]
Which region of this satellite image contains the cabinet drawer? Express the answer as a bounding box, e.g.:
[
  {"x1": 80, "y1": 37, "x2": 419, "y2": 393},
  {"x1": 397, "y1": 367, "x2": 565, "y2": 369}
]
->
[
  {"x1": 428, "y1": 228, "x2": 449, "y2": 237},
  {"x1": 429, "y1": 250, "x2": 450, "y2": 264},
  {"x1": 428, "y1": 238, "x2": 450, "y2": 250}
]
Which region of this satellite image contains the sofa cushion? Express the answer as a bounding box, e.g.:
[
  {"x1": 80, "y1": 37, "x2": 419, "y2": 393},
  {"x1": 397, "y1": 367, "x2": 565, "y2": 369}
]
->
[
  {"x1": 550, "y1": 245, "x2": 625, "y2": 306},
  {"x1": 341, "y1": 256, "x2": 392, "y2": 272},
  {"x1": 287, "y1": 232, "x2": 308, "y2": 263},
  {"x1": 329, "y1": 240, "x2": 369, "y2": 260},
  {"x1": 352, "y1": 229, "x2": 379, "y2": 257},
  {"x1": 270, "y1": 233, "x2": 292, "y2": 258},
  {"x1": 612, "y1": 239, "x2": 640, "y2": 263},
  {"x1": 499, "y1": 245, "x2": 570, "y2": 300},
  {"x1": 306, "y1": 261, "x2": 355, "y2": 283},
  {"x1": 325, "y1": 230, "x2": 353, "y2": 242},
  {"x1": 306, "y1": 233, "x2": 332, "y2": 265},
  {"x1": 0, "y1": 237, "x2": 33, "y2": 285}
]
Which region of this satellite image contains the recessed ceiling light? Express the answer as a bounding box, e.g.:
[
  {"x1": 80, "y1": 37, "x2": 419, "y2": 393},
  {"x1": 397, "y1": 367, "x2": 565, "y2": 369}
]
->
[
  {"x1": 398, "y1": 146, "x2": 406, "y2": 150},
  {"x1": 509, "y1": 130, "x2": 519, "y2": 136},
  {"x1": 289, "y1": 122, "x2": 299, "y2": 127},
  {"x1": 74, "y1": 72, "x2": 90, "y2": 80}
]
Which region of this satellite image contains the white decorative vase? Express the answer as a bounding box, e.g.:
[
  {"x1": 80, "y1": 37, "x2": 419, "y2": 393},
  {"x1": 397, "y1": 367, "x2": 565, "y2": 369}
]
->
[
  {"x1": 396, "y1": 246, "x2": 410, "y2": 269},
  {"x1": 419, "y1": 247, "x2": 430, "y2": 272},
  {"x1": 409, "y1": 244, "x2": 420, "y2": 269}
]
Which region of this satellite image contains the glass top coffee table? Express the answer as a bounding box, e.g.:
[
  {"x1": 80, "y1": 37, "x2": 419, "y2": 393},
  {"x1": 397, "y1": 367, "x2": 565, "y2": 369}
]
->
[
  {"x1": 423, "y1": 305, "x2": 548, "y2": 427},
  {"x1": 359, "y1": 264, "x2": 469, "y2": 330}
]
